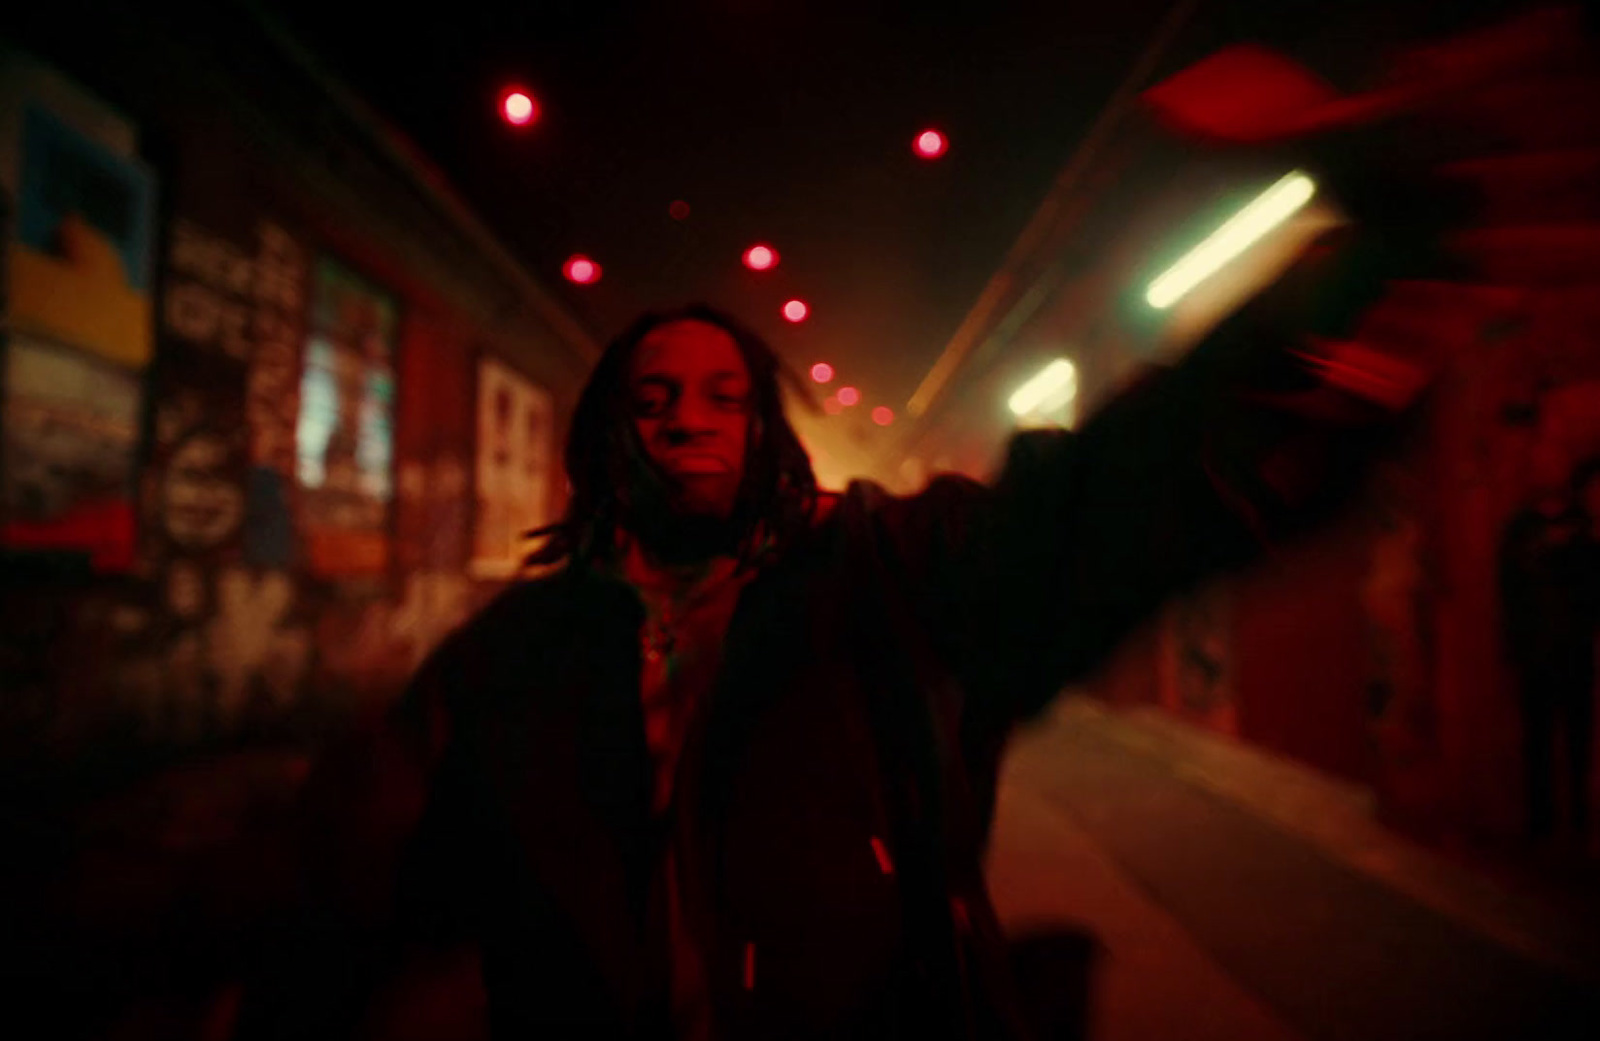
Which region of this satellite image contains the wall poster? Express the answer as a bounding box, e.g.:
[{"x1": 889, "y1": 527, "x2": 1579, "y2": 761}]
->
[
  {"x1": 2, "y1": 92, "x2": 154, "y2": 570},
  {"x1": 10, "y1": 101, "x2": 155, "y2": 369},
  {"x1": 295, "y1": 256, "x2": 397, "y2": 579},
  {"x1": 1, "y1": 333, "x2": 142, "y2": 570},
  {"x1": 472, "y1": 356, "x2": 554, "y2": 577}
]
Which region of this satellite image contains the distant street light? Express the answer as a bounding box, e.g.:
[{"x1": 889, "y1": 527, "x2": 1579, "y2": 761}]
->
[
  {"x1": 501, "y1": 88, "x2": 540, "y2": 127},
  {"x1": 1146, "y1": 171, "x2": 1316, "y2": 309},
  {"x1": 1008, "y1": 358, "x2": 1076, "y2": 416},
  {"x1": 563, "y1": 255, "x2": 600, "y2": 284},
  {"x1": 914, "y1": 129, "x2": 948, "y2": 159},
  {"x1": 744, "y1": 244, "x2": 779, "y2": 271},
  {"x1": 782, "y1": 299, "x2": 809, "y2": 323},
  {"x1": 810, "y1": 362, "x2": 834, "y2": 384},
  {"x1": 871, "y1": 406, "x2": 895, "y2": 426},
  {"x1": 837, "y1": 386, "x2": 859, "y2": 407}
]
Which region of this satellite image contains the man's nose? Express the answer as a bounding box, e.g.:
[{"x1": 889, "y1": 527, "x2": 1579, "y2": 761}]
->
[{"x1": 664, "y1": 397, "x2": 718, "y2": 439}]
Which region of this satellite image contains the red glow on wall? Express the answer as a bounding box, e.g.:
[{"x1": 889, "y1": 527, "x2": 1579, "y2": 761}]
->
[
  {"x1": 871, "y1": 406, "x2": 895, "y2": 426},
  {"x1": 501, "y1": 89, "x2": 540, "y2": 127},
  {"x1": 669, "y1": 200, "x2": 691, "y2": 221},
  {"x1": 782, "y1": 299, "x2": 809, "y2": 323},
  {"x1": 810, "y1": 362, "x2": 834, "y2": 384},
  {"x1": 837, "y1": 386, "x2": 859, "y2": 407},
  {"x1": 914, "y1": 129, "x2": 947, "y2": 158},
  {"x1": 744, "y1": 244, "x2": 778, "y2": 271},
  {"x1": 563, "y1": 255, "x2": 600, "y2": 284}
]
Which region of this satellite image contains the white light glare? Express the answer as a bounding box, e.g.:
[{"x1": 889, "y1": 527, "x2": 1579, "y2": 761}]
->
[
  {"x1": 1146, "y1": 171, "x2": 1316, "y2": 310},
  {"x1": 1008, "y1": 358, "x2": 1077, "y2": 416}
]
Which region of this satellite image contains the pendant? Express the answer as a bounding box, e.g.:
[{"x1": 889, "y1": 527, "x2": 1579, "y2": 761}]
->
[{"x1": 644, "y1": 613, "x2": 676, "y2": 662}]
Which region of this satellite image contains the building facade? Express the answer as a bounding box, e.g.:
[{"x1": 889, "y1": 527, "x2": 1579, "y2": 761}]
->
[{"x1": 1, "y1": 8, "x2": 596, "y2": 771}]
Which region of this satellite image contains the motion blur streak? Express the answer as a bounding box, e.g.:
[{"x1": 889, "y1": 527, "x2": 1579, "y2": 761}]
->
[{"x1": 1146, "y1": 171, "x2": 1315, "y2": 309}]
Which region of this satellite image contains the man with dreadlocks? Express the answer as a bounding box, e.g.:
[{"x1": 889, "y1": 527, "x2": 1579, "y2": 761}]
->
[
  {"x1": 239, "y1": 266, "x2": 1437, "y2": 1041},
  {"x1": 233, "y1": 7, "x2": 1600, "y2": 1031}
]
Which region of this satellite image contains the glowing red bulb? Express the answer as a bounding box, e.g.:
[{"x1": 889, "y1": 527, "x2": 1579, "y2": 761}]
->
[
  {"x1": 502, "y1": 89, "x2": 540, "y2": 127},
  {"x1": 837, "y1": 386, "x2": 859, "y2": 407},
  {"x1": 914, "y1": 129, "x2": 947, "y2": 159},
  {"x1": 782, "y1": 299, "x2": 809, "y2": 323},
  {"x1": 823, "y1": 396, "x2": 843, "y2": 415},
  {"x1": 810, "y1": 362, "x2": 834, "y2": 384},
  {"x1": 563, "y1": 255, "x2": 600, "y2": 284},
  {"x1": 872, "y1": 406, "x2": 895, "y2": 426},
  {"x1": 743, "y1": 244, "x2": 778, "y2": 271}
]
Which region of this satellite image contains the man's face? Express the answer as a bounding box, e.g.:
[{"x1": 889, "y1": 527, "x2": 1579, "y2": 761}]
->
[{"x1": 628, "y1": 319, "x2": 751, "y2": 519}]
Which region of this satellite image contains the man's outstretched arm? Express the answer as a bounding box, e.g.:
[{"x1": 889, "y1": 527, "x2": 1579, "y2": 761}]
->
[{"x1": 875, "y1": 224, "x2": 1438, "y2": 724}]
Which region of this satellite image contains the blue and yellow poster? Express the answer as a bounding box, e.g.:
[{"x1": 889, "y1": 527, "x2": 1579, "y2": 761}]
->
[{"x1": 10, "y1": 101, "x2": 156, "y2": 368}]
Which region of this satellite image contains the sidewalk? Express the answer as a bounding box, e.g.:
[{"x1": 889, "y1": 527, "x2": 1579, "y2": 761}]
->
[
  {"x1": 984, "y1": 697, "x2": 1600, "y2": 1041},
  {"x1": 1066, "y1": 698, "x2": 1600, "y2": 980},
  {"x1": 986, "y1": 758, "x2": 1307, "y2": 1041}
]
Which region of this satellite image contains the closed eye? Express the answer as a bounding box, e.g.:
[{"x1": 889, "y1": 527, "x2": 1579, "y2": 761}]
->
[
  {"x1": 632, "y1": 381, "x2": 675, "y2": 417},
  {"x1": 708, "y1": 375, "x2": 750, "y2": 412}
]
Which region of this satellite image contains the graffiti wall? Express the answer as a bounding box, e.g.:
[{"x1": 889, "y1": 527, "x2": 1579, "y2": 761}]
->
[
  {"x1": 0, "y1": 41, "x2": 593, "y2": 1041},
  {"x1": 0, "y1": 47, "x2": 585, "y2": 766},
  {"x1": 98, "y1": 188, "x2": 316, "y2": 740}
]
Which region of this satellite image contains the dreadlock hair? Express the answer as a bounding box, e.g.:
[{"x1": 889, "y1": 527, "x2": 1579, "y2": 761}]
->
[{"x1": 525, "y1": 304, "x2": 818, "y2": 570}]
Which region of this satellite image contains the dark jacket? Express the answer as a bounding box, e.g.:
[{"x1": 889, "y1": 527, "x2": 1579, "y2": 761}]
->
[{"x1": 239, "y1": 301, "x2": 1392, "y2": 1039}]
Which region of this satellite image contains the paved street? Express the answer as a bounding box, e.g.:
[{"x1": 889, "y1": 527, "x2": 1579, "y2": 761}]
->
[
  {"x1": 987, "y1": 699, "x2": 1600, "y2": 1041},
  {"x1": 12, "y1": 697, "x2": 1600, "y2": 1040}
]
